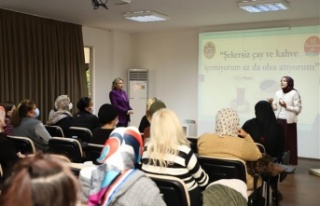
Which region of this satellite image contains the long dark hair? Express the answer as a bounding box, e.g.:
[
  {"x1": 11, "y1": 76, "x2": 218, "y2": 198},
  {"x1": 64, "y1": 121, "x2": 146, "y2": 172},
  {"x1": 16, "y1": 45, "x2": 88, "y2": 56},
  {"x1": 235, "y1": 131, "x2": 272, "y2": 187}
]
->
[{"x1": 0, "y1": 153, "x2": 79, "y2": 206}]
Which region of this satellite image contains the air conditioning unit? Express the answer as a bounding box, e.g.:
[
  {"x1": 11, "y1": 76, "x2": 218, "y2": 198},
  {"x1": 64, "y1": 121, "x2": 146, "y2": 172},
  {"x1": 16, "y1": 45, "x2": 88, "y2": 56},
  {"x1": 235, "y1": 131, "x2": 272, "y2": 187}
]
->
[
  {"x1": 114, "y1": 0, "x2": 131, "y2": 5},
  {"x1": 128, "y1": 69, "x2": 148, "y2": 127}
]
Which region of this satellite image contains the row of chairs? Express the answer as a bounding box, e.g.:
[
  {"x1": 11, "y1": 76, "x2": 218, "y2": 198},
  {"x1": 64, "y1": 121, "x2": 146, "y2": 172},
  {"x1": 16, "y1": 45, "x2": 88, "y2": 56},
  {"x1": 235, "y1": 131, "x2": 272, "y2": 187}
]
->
[
  {"x1": 6, "y1": 135, "x2": 103, "y2": 163},
  {"x1": 148, "y1": 156, "x2": 264, "y2": 206},
  {"x1": 7, "y1": 135, "x2": 270, "y2": 206},
  {"x1": 45, "y1": 125, "x2": 93, "y2": 142}
]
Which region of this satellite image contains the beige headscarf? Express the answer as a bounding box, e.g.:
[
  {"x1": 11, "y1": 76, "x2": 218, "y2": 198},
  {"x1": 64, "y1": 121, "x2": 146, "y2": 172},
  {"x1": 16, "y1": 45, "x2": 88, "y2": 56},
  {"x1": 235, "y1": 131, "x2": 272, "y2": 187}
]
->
[
  {"x1": 215, "y1": 108, "x2": 240, "y2": 138},
  {"x1": 54, "y1": 95, "x2": 70, "y2": 111},
  {"x1": 47, "y1": 95, "x2": 72, "y2": 124}
]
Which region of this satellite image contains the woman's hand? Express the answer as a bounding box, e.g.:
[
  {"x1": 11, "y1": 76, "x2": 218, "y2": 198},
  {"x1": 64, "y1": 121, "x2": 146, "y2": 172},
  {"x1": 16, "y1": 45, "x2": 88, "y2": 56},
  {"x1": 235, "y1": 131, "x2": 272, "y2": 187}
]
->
[{"x1": 237, "y1": 128, "x2": 248, "y2": 138}]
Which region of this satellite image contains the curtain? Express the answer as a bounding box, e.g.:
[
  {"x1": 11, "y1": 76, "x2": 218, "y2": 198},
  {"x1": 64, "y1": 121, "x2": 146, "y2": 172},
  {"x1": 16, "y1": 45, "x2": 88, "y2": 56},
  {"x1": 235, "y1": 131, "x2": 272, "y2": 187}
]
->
[{"x1": 0, "y1": 9, "x2": 87, "y2": 123}]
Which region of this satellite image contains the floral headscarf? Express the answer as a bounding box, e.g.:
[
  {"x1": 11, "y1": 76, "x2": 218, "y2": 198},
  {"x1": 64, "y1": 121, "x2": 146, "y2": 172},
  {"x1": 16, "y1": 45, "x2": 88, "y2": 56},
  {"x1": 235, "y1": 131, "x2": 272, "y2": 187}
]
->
[
  {"x1": 88, "y1": 126, "x2": 143, "y2": 206},
  {"x1": 215, "y1": 108, "x2": 240, "y2": 138}
]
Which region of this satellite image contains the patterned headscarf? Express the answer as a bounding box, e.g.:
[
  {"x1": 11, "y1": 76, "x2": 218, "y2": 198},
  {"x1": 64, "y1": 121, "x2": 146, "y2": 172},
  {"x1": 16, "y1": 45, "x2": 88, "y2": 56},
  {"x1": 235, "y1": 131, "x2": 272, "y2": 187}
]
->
[
  {"x1": 215, "y1": 108, "x2": 240, "y2": 138},
  {"x1": 88, "y1": 126, "x2": 143, "y2": 206}
]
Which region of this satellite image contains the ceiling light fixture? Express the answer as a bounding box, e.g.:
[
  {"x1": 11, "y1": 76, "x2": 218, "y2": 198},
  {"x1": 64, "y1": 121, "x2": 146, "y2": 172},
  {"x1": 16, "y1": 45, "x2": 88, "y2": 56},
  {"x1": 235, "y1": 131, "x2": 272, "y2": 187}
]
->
[
  {"x1": 123, "y1": 10, "x2": 169, "y2": 22},
  {"x1": 238, "y1": 0, "x2": 290, "y2": 13}
]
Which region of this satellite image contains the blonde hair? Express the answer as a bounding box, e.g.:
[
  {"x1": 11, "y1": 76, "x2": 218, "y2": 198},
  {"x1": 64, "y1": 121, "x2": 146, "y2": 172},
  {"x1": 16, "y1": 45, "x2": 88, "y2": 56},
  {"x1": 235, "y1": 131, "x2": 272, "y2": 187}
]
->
[
  {"x1": 146, "y1": 97, "x2": 158, "y2": 122},
  {"x1": 111, "y1": 77, "x2": 124, "y2": 90},
  {"x1": 148, "y1": 108, "x2": 189, "y2": 168}
]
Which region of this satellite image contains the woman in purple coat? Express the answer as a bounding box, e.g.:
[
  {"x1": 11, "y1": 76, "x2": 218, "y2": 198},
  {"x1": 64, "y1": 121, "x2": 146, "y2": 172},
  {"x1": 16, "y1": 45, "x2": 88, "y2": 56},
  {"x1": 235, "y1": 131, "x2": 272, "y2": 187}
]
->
[{"x1": 109, "y1": 77, "x2": 133, "y2": 127}]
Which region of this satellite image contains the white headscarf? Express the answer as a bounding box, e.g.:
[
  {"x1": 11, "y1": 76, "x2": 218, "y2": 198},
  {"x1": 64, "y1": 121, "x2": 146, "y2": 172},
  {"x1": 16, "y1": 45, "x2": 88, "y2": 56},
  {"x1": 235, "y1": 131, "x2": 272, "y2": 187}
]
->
[{"x1": 215, "y1": 108, "x2": 240, "y2": 137}]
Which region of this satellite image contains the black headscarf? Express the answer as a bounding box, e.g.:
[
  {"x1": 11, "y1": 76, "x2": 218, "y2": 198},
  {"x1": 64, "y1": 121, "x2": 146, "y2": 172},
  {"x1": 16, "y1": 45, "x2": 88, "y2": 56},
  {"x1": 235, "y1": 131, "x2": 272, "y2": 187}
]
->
[
  {"x1": 242, "y1": 101, "x2": 285, "y2": 157},
  {"x1": 282, "y1": 76, "x2": 294, "y2": 93}
]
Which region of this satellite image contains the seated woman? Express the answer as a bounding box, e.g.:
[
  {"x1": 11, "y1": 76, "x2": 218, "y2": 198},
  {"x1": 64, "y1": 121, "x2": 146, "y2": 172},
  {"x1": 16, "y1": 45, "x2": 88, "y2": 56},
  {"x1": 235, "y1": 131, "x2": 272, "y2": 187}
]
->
[
  {"x1": 242, "y1": 100, "x2": 285, "y2": 162},
  {"x1": 142, "y1": 100, "x2": 166, "y2": 140},
  {"x1": 242, "y1": 100, "x2": 286, "y2": 200},
  {"x1": 0, "y1": 132, "x2": 24, "y2": 182},
  {"x1": 0, "y1": 105, "x2": 5, "y2": 133},
  {"x1": 138, "y1": 97, "x2": 158, "y2": 133},
  {"x1": 47, "y1": 95, "x2": 73, "y2": 137},
  {"x1": 91, "y1": 103, "x2": 118, "y2": 144},
  {"x1": 72, "y1": 97, "x2": 100, "y2": 131},
  {"x1": 79, "y1": 126, "x2": 165, "y2": 206},
  {"x1": 1, "y1": 101, "x2": 16, "y2": 135},
  {"x1": 0, "y1": 153, "x2": 80, "y2": 206},
  {"x1": 197, "y1": 108, "x2": 262, "y2": 190},
  {"x1": 142, "y1": 108, "x2": 208, "y2": 206},
  {"x1": 12, "y1": 99, "x2": 52, "y2": 151}
]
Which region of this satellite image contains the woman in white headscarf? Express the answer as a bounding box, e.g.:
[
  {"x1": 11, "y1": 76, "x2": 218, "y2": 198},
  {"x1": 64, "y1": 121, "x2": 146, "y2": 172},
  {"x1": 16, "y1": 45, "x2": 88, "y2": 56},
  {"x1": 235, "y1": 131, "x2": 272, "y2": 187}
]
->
[{"x1": 47, "y1": 95, "x2": 73, "y2": 137}]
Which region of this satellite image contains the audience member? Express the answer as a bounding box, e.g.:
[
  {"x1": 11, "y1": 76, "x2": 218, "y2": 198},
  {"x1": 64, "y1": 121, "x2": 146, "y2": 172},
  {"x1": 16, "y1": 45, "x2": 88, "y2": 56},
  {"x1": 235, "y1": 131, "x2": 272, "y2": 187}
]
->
[
  {"x1": 203, "y1": 179, "x2": 248, "y2": 206},
  {"x1": 138, "y1": 97, "x2": 158, "y2": 133},
  {"x1": 91, "y1": 103, "x2": 118, "y2": 144},
  {"x1": 142, "y1": 100, "x2": 166, "y2": 140},
  {"x1": 243, "y1": 100, "x2": 285, "y2": 161},
  {"x1": 109, "y1": 77, "x2": 133, "y2": 127},
  {"x1": 268, "y1": 75, "x2": 302, "y2": 165},
  {"x1": 72, "y1": 97, "x2": 100, "y2": 131},
  {"x1": 79, "y1": 126, "x2": 165, "y2": 206},
  {"x1": 142, "y1": 108, "x2": 208, "y2": 206},
  {"x1": 0, "y1": 105, "x2": 5, "y2": 133},
  {"x1": 0, "y1": 153, "x2": 80, "y2": 206},
  {"x1": 12, "y1": 99, "x2": 52, "y2": 151},
  {"x1": 0, "y1": 132, "x2": 24, "y2": 181},
  {"x1": 242, "y1": 100, "x2": 286, "y2": 201},
  {"x1": 47, "y1": 95, "x2": 73, "y2": 137},
  {"x1": 1, "y1": 101, "x2": 16, "y2": 135},
  {"x1": 197, "y1": 108, "x2": 262, "y2": 190}
]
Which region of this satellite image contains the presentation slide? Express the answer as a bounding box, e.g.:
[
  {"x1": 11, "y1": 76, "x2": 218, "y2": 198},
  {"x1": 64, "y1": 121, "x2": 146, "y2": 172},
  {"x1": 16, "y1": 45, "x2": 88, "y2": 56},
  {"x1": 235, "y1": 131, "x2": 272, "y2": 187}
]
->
[{"x1": 198, "y1": 25, "x2": 320, "y2": 158}]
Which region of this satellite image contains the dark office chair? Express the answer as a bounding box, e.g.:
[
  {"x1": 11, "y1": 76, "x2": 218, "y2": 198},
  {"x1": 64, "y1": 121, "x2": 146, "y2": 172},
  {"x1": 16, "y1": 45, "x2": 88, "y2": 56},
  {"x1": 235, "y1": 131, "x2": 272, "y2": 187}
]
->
[
  {"x1": 186, "y1": 137, "x2": 198, "y2": 154},
  {"x1": 7, "y1": 135, "x2": 36, "y2": 155},
  {"x1": 45, "y1": 125, "x2": 65, "y2": 137},
  {"x1": 198, "y1": 156, "x2": 265, "y2": 206},
  {"x1": 48, "y1": 137, "x2": 84, "y2": 163},
  {"x1": 146, "y1": 173, "x2": 190, "y2": 206},
  {"x1": 68, "y1": 126, "x2": 93, "y2": 143},
  {"x1": 84, "y1": 143, "x2": 104, "y2": 164}
]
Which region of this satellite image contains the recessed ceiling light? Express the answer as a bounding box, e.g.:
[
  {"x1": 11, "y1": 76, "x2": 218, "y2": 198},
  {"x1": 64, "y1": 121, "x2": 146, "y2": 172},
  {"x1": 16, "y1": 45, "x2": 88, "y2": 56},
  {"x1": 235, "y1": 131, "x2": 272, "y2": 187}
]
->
[
  {"x1": 123, "y1": 10, "x2": 169, "y2": 22},
  {"x1": 238, "y1": 0, "x2": 290, "y2": 13}
]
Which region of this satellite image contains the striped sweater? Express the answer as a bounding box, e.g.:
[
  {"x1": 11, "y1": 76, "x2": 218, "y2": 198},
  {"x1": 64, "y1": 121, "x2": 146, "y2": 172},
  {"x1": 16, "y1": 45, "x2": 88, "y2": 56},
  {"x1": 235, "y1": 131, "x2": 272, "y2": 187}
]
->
[{"x1": 142, "y1": 144, "x2": 209, "y2": 191}]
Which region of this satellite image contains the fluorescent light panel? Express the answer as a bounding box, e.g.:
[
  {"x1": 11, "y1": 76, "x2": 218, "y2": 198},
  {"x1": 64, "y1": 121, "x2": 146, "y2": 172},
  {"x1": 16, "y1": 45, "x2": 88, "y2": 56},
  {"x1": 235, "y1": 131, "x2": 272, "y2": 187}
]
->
[
  {"x1": 238, "y1": 0, "x2": 289, "y2": 13},
  {"x1": 123, "y1": 10, "x2": 169, "y2": 22}
]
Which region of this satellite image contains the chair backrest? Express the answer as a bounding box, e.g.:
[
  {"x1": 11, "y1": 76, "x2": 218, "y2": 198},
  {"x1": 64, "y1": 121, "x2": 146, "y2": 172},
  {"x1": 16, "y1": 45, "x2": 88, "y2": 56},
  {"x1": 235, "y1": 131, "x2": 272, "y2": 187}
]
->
[
  {"x1": 255, "y1": 143, "x2": 266, "y2": 155},
  {"x1": 281, "y1": 151, "x2": 290, "y2": 165},
  {"x1": 7, "y1": 135, "x2": 36, "y2": 155},
  {"x1": 198, "y1": 156, "x2": 247, "y2": 184},
  {"x1": 186, "y1": 137, "x2": 198, "y2": 154},
  {"x1": 146, "y1": 173, "x2": 190, "y2": 206},
  {"x1": 84, "y1": 143, "x2": 104, "y2": 164},
  {"x1": 45, "y1": 125, "x2": 65, "y2": 137},
  {"x1": 68, "y1": 126, "x2": 93, "y2": 142},
  {"x1": 48, "y1": 137, "x2": 83, "y2": 163}
]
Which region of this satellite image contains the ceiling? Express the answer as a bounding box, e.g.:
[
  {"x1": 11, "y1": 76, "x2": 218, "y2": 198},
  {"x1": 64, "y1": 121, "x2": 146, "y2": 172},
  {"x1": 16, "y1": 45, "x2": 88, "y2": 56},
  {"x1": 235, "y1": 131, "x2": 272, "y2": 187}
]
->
[{"x1": 0, "y1": 0, "x2": 319, "y2": 33}]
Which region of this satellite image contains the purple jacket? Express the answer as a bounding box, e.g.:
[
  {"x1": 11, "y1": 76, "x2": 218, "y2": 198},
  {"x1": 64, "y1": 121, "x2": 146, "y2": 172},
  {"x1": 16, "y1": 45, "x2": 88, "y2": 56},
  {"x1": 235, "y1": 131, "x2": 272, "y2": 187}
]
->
[{"x1": 109, "y1": 89, "x2": 132, "y2": 124}]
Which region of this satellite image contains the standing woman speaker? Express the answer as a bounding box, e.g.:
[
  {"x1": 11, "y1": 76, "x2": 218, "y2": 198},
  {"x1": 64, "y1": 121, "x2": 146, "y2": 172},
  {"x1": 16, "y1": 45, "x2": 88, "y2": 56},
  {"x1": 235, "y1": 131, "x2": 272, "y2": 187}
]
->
[
  {"x1": 268, "y1": 76, "x2": 302, "y2": 165},
  {"x1": 109, "y1": 78, "x2": 133, "y2": 127}
]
